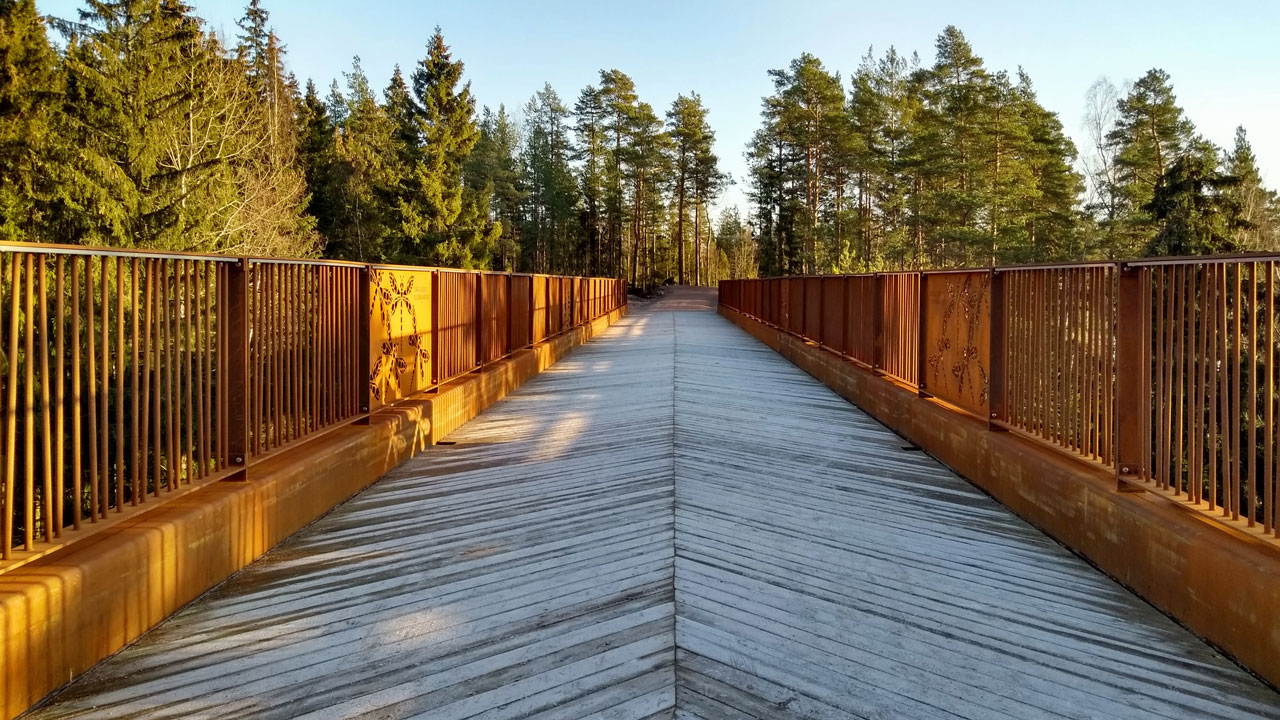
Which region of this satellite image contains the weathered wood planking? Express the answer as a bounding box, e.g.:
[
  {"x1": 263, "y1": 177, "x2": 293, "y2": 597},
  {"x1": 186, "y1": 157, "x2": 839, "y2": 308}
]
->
[
  {"x1": 670, "y1": 308, "x2": 1280, "y2": 720},
  {"x1": 26, "y1": 290, "x2": 1280, "y2": 719},
  {"x1": 27, "y1": 311, "x2": 680, "y2": 720}
]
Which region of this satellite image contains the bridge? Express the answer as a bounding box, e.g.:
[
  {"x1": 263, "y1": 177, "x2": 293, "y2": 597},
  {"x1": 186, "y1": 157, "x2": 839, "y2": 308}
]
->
[{"x1": 2, "y1": 247, "x2": 1280, "y2": 718}]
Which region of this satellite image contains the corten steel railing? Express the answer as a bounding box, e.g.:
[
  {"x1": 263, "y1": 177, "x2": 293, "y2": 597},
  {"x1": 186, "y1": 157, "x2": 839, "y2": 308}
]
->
[
  {"x1": 721, "y1": 255, "x2": 1280, "y2": 539},
  {"x1": 0, "y1": 242, "x2": 625, "y2": 562}
]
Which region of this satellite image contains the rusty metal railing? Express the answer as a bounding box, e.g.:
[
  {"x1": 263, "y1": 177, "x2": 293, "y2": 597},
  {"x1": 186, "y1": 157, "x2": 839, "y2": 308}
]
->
[
  {"x1": 0, "y1": 242, "x2": 626, "y2": 564},
  {"x1": 721, "y1": 255, "x2": 1280, "y2": 538}
]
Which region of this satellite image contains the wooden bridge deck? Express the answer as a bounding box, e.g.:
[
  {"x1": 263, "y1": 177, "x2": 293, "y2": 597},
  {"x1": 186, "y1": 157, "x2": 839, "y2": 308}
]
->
[{"x1": 28, "y1": 289, "x2": 1280, "y2": 719}]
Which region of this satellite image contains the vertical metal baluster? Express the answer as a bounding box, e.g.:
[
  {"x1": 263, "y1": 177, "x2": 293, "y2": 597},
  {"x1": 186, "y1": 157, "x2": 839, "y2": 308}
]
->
[
  {"x1": 1208, "y1": 265, "x2": 1220, "y2": 506},
  {"x1": 86, "y1": 256, "x2": 98, "y2": 520},
  {"x1": 130, "y1": 259, "x2": 140, "y2": 504},
  {"x1": 1228, "y1": 263, "x2": 1239, "y2": 515},
  {"x1": 1266, "y1": 261, "x2": 1275, "y2": 534},
  {"x1": 199, "y1": 262, "x2": 210, "y2": 476},
  {"x1": 166, "y1": 261, "x2": 178, "y2": 492},
  {"x1": 71, "y1": 258, "x2": 82, "y2": 526},
  {"x1": 98, "y1": 256, "x2": 109, "y2": 516},
  {"x1": 38, "y1": 258, "x2": 53, "y2": 540},
  {"x1": 114, "y1": 257, "x2": 124, "y2": 511},
  {"x1": 184, "y1": 262, "x2": 195, "y2": 482},
  {"x1": 194, "y1": 262, "x2": 205, "y2": 479},
  {"x1": 140, "y1": 260, "x2": 153, "y2": 500},
  {"x1": 1249, "y1": 263, "x2": 1259, "y2": 524},
  {"x1": 3, "y1": 254, "x2": 17, "y2": 557},
  {"x1": 23, "y1": 254, "x2": 34, "y2": 548},
  {"x1": 54, "y1": 257, "x2": 65, "y2": 534},
  {"x1": 149, "y1": 261, "x2": 161, "y2": 496}
]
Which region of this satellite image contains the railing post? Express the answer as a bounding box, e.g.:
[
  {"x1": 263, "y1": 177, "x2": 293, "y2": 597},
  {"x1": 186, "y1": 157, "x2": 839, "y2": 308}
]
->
[
  {"x1": 224, "y1": 258, "x2": 250, "y2": 478},
  {"x1": 988, "y1": 268, "x2": 1007, "y2": 430},
  {"x1": 1115, "y1": 262, "x2": 1147, "y2": 489},
  {"x1": 355, "y1": 264, "x2": 371, "y2": 423},
  {"x1": 430, "y1": 269, "x2": 440, "y2": 388},
  {"x1": 917, "y1": 272, "x2": 929, "y2": 397}
]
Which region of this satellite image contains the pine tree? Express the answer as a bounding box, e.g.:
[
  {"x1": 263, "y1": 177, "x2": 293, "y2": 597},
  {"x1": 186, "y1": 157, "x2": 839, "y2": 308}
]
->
[
  {"x1": 573, "y1": 85, "x2": 609, "y2": 275},
  {"x1": 622, "y1": 101, "x2": 670, "y2": 287},
  {"x1": 1013, "y1": 70, "x2": 1084, "y2": 260},
  {"x1": 0, "y1": 0, "x2": 75, "y2": 242},
  {"x1": 465, "y1": 105, "x2": 523, "y2": 269},
  {"x1": 1105, "y1": 68, "x2": 1194, "y2": 256},
  {"x1": 915, "y1": 26, "x2": 991, "y2": 266},
  {"x1": 520, "y1": 84, "x2": 578, "y2": 273},
  {"x1": 597, "y1": 69, "x2": 637, "y2": 277},
  {"x1": 666, "y1": 93, "x2": 712, "y2": 284},
  {"x1": 691, "y1": 119, "x2": 725, "y2": 284}
]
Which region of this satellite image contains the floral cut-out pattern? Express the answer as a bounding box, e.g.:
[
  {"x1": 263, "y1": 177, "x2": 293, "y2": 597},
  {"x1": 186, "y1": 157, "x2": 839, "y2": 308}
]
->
[{"x1": 369, "y1": 268, "x2": 433, "y2": 409}]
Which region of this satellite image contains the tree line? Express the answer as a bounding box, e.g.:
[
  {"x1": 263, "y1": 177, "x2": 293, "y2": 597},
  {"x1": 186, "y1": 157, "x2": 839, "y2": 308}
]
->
[
  {"x1": 0, "y1": 0, "x2": 756, "y2": 285},
  {"x1": 749, "y1": 26, "x2": 1280, "y2": 274},
  {"x1": 2, "y1": 4, "x2": 1276, "y2": 281}
]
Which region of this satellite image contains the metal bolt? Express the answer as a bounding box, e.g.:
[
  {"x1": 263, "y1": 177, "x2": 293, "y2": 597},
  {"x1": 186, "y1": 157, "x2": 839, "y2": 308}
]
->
[
  {"x1": 1121, "y1": 466, "x2": 1131, "y2": 474},
  {"x1": 990, "y1": 412, "x2": 997, "y2": 418},
  {"x1": 234, "y1": 456, "x2": 244, "y2": 464}
]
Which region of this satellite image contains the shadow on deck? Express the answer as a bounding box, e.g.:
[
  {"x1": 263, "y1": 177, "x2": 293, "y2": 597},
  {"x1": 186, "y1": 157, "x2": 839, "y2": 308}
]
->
[{"x1": 26, "y1": 287, "x2": 1280, "y2": 719}]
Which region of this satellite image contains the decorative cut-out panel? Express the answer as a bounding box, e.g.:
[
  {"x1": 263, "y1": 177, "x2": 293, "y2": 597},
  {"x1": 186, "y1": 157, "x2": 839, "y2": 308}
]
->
[
  {"x1": 924, "y1": 271, "x2": 990, "y2": 417},
  {"x1": 370, "y1": 268, "x2": 433, "y2": 410}
]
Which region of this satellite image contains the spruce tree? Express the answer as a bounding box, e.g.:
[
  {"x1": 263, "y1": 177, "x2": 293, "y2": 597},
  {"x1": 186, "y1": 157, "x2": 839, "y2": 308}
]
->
[
  {"x1": 1144, "y1": 139, "x2": 1245, "y2": 256},
  {"x1": 1225, "y1": 127, "x2": 1279, "y2": 250},
  {"x1": 406, "y1": 28, "x2": 495, "y2": 267},
  {"x1": 325, "y1": 56, "x2": 400, "y2": 260},
  {"x1": 0, "y1": 0, "x2": 74, "y2": 242},
  {"x1": 297, "y1": 78, "x2": 339, "y2": 244}
]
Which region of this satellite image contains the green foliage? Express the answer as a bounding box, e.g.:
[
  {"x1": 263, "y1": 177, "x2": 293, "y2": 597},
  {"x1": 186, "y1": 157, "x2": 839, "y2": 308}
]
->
[
  {"x1": 465, "y1": 105, "x2": 523, "y2": 269},
  {"x1": 0, "y1": 0, "x2": 76, "y2": 242},
  {"x1": 4, "y1": 6, "x2": 1273, "y2": 276},
  {"x1": 1143, "y1": 141, "x2": 1246, "y2": 256},
  {"x1": 1103, "y1": 68, "x2": 1195, "y2": 256}
]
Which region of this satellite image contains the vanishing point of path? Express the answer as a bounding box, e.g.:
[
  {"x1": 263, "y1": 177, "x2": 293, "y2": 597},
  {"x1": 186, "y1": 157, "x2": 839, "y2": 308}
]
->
[{"x1": 27, "y1": 287, "x2": 1280, "y2": 719}]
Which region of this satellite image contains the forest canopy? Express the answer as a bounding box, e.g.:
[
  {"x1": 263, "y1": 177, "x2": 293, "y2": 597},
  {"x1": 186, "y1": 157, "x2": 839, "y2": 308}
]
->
[{"x1": 1, "y1": 1, "x2": 1276, "y2": 282}]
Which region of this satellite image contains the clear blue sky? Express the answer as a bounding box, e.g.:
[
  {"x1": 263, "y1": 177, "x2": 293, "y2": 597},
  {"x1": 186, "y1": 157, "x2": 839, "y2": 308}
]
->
[{"x1": 37, "y1": 0, "x2": 1280, "y2": 215}]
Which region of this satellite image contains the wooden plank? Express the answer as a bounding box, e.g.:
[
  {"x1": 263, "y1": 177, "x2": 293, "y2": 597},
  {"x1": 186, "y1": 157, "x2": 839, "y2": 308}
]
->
[{"x1": 28, "y1": 290, "x2": 1280, "y2": 720}]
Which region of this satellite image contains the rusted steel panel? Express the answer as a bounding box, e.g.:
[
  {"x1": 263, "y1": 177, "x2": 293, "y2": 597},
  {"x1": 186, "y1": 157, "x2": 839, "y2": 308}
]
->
[
  {"x1": 920, "y1": 270, "x2": 990, "y2": 416},
  {"x1": 820, "y1": 277, "x2": 843, "y2": 350},
  {"x1": 510, "y1": 275, "x2": 532, "y2": 349},
  {"x1": 369, "y1": 267, "x2": 433, "y2": 410},
  {"x1": 532, "y1": 276, "x2": 548, "y2": 343}
]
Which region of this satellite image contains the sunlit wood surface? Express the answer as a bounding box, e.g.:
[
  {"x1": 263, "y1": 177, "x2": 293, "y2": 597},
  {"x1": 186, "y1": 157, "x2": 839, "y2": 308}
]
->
[{"x1": 29, "y1": 291, "x2": 1280, "y2": 719}]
